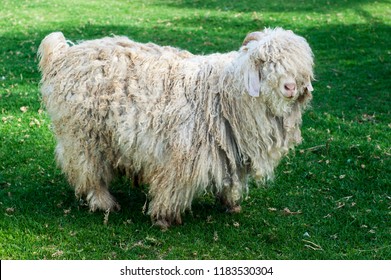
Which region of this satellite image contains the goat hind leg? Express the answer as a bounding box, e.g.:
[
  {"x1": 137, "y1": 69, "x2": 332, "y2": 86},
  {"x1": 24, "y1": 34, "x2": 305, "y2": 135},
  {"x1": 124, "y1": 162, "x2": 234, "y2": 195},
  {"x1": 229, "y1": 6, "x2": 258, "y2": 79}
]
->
[{"x1": 56, "y1": 142, "x2": 120, "y2": 212}]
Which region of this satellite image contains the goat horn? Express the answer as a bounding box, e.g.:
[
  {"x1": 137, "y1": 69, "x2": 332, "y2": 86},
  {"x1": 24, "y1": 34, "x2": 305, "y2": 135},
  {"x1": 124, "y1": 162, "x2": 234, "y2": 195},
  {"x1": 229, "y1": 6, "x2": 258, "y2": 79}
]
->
[{"x1": 242, "y1": 31, "x2": 264, "y2": 46}]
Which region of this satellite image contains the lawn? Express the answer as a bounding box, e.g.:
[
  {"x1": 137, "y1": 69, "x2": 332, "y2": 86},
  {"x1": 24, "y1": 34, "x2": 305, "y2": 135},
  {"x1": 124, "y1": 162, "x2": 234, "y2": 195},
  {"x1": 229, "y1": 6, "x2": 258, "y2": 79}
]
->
[{"x1": 0, "y1": 0, "x2": 390, "y2": 260}]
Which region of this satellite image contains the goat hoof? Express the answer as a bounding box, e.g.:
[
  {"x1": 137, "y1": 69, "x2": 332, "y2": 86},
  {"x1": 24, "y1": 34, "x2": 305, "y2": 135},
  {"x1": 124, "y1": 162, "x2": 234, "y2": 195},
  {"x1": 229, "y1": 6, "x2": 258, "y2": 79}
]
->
[
  {"x1": 227, "y1": 205, "x2": 242, "y2": 213},
  {"x1": 154, "y1": 219, "x2": 170, "y2": 230}
]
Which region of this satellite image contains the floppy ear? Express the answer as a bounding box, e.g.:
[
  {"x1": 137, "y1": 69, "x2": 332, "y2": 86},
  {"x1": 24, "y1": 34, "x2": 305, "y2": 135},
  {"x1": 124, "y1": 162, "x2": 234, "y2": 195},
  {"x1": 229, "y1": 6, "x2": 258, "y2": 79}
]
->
[
  {"x1": 306, "y1": 82, "x2": 314, "y2": 92},
  {"x1": 243, "y1": 64, "x2": 261, "y2": 97},
  {"x1": 242, "y1": 31, "x2": 266, "y2": 97},
  {"x1": 298, "y1": 82, "x2": 314, "y2": 105}
]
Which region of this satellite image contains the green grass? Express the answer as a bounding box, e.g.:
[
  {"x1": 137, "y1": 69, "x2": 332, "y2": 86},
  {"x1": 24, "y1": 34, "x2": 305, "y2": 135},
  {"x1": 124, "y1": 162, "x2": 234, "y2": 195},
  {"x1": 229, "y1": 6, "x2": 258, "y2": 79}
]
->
[{"x1": 1, "y1": 0, "x2": 390, "y2": 260}]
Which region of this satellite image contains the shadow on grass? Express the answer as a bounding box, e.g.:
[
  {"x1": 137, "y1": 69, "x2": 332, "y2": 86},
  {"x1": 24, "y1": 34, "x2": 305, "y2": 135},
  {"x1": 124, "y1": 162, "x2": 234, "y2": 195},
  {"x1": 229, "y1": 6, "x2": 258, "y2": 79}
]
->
[
  {"x1": 1, "y1": 14, "x2": 390, "y2": 206},
  {"x1": 1, "y1": 15, "x2": 389, "y2": 112},
  {"x1": 159, "y1": 0, "x2": 387, "y2": 13}
]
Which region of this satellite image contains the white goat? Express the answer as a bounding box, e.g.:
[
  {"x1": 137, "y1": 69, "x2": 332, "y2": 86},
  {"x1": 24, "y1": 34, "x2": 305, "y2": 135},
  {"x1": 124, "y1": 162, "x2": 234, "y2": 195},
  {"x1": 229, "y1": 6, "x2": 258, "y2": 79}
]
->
[{"x1": 38, "y1": 27, "x2": 314, "y2": 228}]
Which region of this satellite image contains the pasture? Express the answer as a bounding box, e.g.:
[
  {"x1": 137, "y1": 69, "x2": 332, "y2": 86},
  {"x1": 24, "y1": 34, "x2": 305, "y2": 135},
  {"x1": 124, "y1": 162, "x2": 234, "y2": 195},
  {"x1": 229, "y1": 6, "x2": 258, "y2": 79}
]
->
[{"x1": 0, "y1": 0, "x2": 390, "y2": 259}]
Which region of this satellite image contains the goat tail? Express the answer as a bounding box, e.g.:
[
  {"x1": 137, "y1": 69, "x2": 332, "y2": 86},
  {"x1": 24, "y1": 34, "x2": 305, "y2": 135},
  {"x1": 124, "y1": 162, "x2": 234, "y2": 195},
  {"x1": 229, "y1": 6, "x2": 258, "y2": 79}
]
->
[{"x1": 38, "y1": 32, "x2": 68, "y2": 72}]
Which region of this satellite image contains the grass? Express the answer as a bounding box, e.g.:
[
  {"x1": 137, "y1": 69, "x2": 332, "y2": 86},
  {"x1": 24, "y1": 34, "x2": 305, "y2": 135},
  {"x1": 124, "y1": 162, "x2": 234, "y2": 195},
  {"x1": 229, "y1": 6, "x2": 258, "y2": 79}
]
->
[{"x1": 0, "y1": 0, "x2": 390, "y2": 260}]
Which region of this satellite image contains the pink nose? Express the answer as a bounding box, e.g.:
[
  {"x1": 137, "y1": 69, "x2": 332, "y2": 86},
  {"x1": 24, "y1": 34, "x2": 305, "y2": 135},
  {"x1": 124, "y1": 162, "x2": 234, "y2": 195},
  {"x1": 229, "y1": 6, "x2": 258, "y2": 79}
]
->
[
  {"x1": 284, "y1": 83, "x2": 296, "y2": 91},
  {"x1": 284, "y1": 82, "x2": 296, "y2": 98}
]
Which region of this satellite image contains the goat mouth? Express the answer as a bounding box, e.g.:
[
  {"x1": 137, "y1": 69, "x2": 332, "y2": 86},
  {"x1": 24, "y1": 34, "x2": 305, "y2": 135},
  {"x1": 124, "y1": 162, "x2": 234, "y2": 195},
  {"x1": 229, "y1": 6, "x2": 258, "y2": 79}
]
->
[{"x1": 280, "y1": 91, "x2": 297, "y2": 101}]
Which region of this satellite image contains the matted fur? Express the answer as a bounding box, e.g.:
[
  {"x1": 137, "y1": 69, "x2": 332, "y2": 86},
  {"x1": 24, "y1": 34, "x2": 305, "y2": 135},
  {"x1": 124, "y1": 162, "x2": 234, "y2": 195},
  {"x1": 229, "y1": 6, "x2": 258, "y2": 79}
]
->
[{"x1": 38, "y1": 28, "x2": 314, "y2": 227}]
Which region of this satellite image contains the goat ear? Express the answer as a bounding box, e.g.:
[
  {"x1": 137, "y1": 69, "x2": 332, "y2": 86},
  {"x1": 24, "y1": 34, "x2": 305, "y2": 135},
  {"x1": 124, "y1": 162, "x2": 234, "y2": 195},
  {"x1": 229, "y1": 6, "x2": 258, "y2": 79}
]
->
[
  {"x1": 241, "y1": 31, "x2": 266, "y2": 97},
  {"x1": 244, "y1": 65, "x2": 260, "y2": 97},
  {"x1": 306, "y1": 82, "x2": 314, "y2": 92},
  {"x1": 298, "y1": 84, "x2": 313, "y2": 105}
]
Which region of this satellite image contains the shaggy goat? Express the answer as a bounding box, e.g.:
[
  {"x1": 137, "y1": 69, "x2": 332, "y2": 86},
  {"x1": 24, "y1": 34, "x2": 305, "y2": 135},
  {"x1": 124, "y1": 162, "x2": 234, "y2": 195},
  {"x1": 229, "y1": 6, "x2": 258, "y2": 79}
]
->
[{"x1": 38, "y1": 27, "x2": 314, "y2": 228}]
